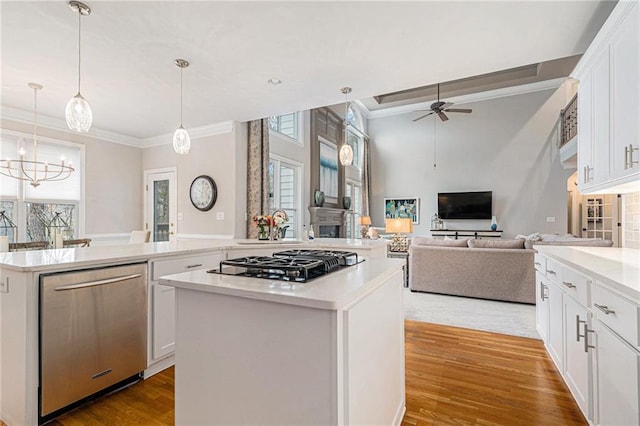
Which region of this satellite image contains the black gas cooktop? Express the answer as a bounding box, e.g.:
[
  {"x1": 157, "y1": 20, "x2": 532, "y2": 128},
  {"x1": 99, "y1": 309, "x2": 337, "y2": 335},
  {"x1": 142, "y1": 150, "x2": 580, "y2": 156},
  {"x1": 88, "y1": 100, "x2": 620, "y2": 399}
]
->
[{"x1": 208, "y1": 249, "x2": 361, "y2": 283}]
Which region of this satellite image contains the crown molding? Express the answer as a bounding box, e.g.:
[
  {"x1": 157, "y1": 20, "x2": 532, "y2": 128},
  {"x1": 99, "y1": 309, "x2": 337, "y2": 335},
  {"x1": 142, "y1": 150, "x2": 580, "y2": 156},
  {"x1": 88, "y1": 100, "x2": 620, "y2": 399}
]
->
[
  {"x1": 1, "y1": 106, "x2": 143, "y2": 147},
  {"x1": 362, "y1": 78, "x2": 567, "y2": 120},
  {"x1": 139, "y1": 121, "x2": 235, "y2": 149},
  {"x1": 1, "y1": 105, "x2": 235, "y2": 148}
]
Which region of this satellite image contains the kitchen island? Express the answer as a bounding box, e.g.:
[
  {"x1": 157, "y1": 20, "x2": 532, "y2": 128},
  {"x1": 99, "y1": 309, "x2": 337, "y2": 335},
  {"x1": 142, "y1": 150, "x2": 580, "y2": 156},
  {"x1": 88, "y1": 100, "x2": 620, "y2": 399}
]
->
[
  {"x1": 161, "y1": 255, "x2": 406, "y2": 425},
  {"x1": 0, "y1": 238, "x2": 390, "y2": 425}
]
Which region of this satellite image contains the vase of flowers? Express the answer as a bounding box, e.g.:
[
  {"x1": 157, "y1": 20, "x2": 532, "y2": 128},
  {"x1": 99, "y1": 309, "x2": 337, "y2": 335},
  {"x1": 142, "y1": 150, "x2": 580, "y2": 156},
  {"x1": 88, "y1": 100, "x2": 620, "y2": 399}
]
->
[{"x1": 253, "y1": 215, "x2": 272, "y2": 240}]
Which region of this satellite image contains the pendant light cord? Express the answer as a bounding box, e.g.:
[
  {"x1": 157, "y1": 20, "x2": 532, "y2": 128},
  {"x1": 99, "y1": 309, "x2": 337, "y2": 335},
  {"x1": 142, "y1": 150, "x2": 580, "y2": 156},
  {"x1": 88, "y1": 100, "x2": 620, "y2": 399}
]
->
[
  {"x1": 180, "y1": 67, "x2": 184, "y2": 126},
  {"x1": 77, "y1": 11, "x2": 81, "y2": 93},
  {"x1": 34, "y1": 86, "x2": 38, "y2": 165}
]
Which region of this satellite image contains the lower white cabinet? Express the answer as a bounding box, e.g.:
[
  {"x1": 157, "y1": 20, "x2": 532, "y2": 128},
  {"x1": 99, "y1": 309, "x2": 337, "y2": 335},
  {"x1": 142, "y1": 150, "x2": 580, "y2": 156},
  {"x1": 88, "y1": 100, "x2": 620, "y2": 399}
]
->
[
  {"x1": 564, "y1": 295, "x2": 592, "y2": 419},
  {"x1": 547, "y1": 279, "x2": 564, "y2": 371},
  {"x1": 593, "y1": 320, "x2": 640, "y2": 426},
  {"x1": 536, "y1": 272, "x2": 550, "y2": 343}
]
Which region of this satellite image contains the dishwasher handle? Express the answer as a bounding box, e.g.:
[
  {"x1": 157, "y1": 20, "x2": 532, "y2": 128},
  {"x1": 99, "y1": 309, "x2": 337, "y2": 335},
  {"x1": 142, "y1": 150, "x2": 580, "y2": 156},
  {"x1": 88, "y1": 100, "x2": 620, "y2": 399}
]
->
[{"x1": 54, "y1": 273, "x2": 142, "y2": 291}]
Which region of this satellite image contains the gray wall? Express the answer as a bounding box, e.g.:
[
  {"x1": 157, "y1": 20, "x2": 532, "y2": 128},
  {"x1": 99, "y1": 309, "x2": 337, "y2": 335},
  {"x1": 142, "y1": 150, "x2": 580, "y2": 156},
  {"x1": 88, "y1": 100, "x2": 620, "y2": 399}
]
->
[{"x1": 367, "y1": 86, "x2": 574, "y2": 238}]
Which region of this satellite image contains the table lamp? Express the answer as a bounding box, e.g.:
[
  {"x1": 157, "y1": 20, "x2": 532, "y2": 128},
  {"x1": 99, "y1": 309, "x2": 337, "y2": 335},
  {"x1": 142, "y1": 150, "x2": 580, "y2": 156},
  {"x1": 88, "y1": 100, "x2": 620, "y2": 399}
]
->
[
  {"x1": 386, "y1": 218, "x2": 413, "y2": 252},
  {"x1": 360, "y1": 216, "x2": 372, "y2": 239}
]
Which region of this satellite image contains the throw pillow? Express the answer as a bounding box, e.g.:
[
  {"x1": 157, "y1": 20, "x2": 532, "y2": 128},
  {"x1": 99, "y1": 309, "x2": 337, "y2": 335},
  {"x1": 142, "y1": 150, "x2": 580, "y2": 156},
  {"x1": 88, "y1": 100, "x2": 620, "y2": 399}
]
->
[
  {"x1": 467, "y1": 239, "x2": 525, "y2": 249},
  {"x1": 412, "y1": 236, "x2": 468, "y2": 247}
]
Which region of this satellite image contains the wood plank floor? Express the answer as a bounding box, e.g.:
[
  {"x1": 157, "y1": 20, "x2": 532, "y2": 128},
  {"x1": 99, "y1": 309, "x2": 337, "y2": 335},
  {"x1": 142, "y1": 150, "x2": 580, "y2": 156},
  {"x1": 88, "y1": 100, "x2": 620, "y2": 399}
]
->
[{"x1": 43, "y1": 321, "x2": 586, "y2": 426}]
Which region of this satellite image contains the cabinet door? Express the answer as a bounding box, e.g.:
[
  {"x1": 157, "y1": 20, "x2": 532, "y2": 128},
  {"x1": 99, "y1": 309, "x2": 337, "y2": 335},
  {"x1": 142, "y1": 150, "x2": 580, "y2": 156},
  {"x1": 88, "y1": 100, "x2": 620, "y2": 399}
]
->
[
  {"x1": 536, "y1": 273, "x2": 550, "y2": 343},
  {"x1": 547, "y1": 281, "x2": 564, "y2": 371},
  {"x1": 594, "y1": 321, "x2": 640, "y2": 426},
  {"x1": 153, "y1": 283, "x2": 176, "y2": 360},
  {"x1": 577, "y1": 71, "x2": 594, "y2": 190},
  {"x1": 564, "y1": 296, "x2": 592, "y2": 421},
  {"x1": 591, "y1": 47, "x2": 611, "y2": 186},
  {"x1": 610, "y1": 3, "x2": 640, "y2": 180}
]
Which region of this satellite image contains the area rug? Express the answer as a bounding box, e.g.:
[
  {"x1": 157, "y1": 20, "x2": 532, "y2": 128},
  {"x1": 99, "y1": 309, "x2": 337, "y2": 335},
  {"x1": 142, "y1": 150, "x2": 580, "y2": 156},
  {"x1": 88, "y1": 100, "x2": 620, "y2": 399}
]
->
[{"x1": 403, "y1": 289, "x2": 540, "y2": 339}]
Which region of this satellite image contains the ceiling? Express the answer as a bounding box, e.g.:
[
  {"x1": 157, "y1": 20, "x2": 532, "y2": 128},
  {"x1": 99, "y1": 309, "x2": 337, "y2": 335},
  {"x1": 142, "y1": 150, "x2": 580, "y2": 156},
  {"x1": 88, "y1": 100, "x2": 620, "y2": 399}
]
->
[{"x1": 1, "y1": 1, "x2": 615, "y2": 142}]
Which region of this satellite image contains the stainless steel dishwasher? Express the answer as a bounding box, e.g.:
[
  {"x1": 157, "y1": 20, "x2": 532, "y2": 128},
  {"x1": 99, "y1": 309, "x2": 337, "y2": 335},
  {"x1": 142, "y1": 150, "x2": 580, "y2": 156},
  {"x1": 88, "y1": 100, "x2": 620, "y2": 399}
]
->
[{"x1": 39, "y1": 263, "x2": 147, "y2": 422}]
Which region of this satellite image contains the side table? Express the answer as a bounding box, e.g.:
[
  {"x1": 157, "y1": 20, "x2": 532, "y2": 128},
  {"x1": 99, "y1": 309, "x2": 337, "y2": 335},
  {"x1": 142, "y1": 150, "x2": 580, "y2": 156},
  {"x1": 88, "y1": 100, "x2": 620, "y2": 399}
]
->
[{"x1": 387, "y1": 250, "x2": 409, "y2": 288}]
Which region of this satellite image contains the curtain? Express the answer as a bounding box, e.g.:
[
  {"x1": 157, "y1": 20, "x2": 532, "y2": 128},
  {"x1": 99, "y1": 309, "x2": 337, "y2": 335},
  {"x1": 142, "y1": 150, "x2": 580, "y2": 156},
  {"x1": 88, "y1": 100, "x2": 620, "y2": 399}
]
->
[
  {"x1": 361, "y1": 138, "x2": 371, "y2": 217},
  {"x1": 246, "y1": 119, "x2": 270, "y2": 238}
]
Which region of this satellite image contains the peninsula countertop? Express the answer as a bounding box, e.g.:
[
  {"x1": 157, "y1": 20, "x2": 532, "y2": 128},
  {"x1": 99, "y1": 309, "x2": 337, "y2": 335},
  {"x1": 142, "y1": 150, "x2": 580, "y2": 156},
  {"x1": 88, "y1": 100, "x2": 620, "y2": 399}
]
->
[
  {"x1": 534, "y1": 246, "x2": 640, "y2": 302},
  {"x1": 0, "y1": 238, "x2": 388, "y2": 272}
]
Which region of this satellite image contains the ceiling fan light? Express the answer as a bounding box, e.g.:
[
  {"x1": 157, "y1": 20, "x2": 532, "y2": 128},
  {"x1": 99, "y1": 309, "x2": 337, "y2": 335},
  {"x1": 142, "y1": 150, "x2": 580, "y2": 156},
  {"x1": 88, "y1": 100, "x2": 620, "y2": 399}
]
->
[
  {"x1": 65, "y1": 93, "x2": 92, "y2": 132},
  {"x1": 339, "y1": 143, "x2": 353, "y2": 166},
  {"x1": 173, "y1": 125, "x2": 191, "y2": 155}
]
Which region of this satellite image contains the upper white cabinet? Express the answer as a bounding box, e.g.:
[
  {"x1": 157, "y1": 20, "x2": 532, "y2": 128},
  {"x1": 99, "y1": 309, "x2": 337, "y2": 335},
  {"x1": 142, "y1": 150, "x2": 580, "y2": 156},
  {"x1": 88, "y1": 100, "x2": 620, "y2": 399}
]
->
[{"x1": 574, "y1": 1, "x2": 640, "y2": 193}]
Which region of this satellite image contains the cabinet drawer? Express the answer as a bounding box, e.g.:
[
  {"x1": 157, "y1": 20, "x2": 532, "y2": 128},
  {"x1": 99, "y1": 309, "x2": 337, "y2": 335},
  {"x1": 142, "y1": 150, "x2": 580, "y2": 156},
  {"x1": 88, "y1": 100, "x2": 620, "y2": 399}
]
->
[
  {"x1": 152, "y1": 253, "x2": 222, "y2": 280},
  {"x1": 534, "y1": 253, "x2": 546, "y2": 273},
  {"x1": 545, "y1": 258, "x2": 562, "y2": 284},
  {"x1": 559, "y1": 266, "x2": 590, "y2": 307},
  {"x1": 593, "y1": 283, "x2": 639, "y2": 348}
]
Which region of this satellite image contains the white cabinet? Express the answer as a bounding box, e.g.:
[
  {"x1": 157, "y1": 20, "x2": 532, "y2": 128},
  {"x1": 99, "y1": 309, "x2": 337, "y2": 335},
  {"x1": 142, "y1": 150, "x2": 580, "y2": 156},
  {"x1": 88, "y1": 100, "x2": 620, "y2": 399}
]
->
[
  {"x1": 547, "y1": 280, "x2": 564, "y2": 371},
  {"x1": 536, "y1": 272, "x2": 550, "y2": 343},
  {"x1": 564, "y1": 295, "x2": 592, "y2": 419},
  {"x1": 149, "y1": 251, "x2": 223, "y2": 365},
  {"x1": 574, "y1": 0, "x2": 640, "y2": 193},
  {"x1": 593, "y1": 320, "x2": 640, "y2": 426}
]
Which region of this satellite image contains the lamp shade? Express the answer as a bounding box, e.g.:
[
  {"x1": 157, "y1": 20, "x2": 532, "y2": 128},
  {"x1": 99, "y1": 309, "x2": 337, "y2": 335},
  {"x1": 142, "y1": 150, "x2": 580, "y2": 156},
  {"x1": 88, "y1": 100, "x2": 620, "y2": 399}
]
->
[
  {"x1": 385, "y1": 218, "x2": 413, "y2": 234},
  {"x1": 65, "y1": 93, "x2": 92, "y2": 132},
  {"x1": 173, "y1": 126, "x2": 191, "y2": 154},
  {"x1": 360, "y1": 216, "x2": 371, "y2": 226}
]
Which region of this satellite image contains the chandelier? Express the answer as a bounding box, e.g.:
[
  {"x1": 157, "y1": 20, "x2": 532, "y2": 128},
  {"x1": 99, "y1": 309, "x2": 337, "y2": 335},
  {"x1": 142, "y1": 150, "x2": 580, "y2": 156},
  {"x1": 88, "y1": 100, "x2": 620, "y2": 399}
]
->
[
  {"x1": 65, "y1": 1, "x2": 93, "y2": 132},
  {"x1": 0, "y1": 83, "x2": 75, "y2": 187},
  {"x1": 339, "y1": 87, "x2": 354, "y2": 166},
  {"x1": 173, "y1": 58, "x2": 191, "y2": 154}
]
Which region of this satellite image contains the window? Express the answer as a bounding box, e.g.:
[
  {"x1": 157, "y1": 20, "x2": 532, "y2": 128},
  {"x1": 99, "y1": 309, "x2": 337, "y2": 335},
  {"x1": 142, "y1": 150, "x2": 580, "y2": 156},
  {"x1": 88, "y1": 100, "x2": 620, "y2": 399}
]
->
[
  {"x1": 269, "y1": 113, "x2": 299, "y2": 140},
  {"x1": 346, "y1": 105, "x2": 364, "y2": 169},
  {"x1": 0, "y1": 132, "x2": 83, "y2": 243},
  {"x1": 345, "y1": 181, "x2": 363, "y2": 239},
  {"x1": 268, "y1": 156, "x2": 302, "y2": 239}
]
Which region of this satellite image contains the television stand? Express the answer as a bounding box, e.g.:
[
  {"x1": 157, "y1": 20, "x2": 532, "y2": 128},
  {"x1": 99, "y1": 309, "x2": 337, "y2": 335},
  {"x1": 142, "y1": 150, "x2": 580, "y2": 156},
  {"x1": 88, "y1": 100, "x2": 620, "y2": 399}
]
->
[{"x1": 430, "y1": 229, "x2": 503, "y2": 239}]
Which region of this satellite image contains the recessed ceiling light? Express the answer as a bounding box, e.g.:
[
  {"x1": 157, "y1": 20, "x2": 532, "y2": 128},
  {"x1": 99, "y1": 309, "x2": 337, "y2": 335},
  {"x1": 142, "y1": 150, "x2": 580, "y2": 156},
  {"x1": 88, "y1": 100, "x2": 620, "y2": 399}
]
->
[{"x1": 268, "y1": 78, "x2": 282, "y2": 86}]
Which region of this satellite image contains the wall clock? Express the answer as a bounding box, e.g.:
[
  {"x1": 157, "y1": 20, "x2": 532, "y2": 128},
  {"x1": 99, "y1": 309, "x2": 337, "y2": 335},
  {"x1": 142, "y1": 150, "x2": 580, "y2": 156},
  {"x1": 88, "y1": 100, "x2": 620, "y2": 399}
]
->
[{"x1": 189, "y1": 175, "x2": 217, "y2": 211}]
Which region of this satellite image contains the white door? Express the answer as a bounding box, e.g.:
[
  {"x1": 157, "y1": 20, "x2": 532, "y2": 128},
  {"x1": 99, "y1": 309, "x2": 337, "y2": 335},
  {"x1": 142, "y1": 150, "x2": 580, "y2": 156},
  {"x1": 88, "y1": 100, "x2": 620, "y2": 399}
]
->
[
  {"x1": 581, "y1": 194, "x2": 620, "y2": 246},
  {"x1": 536, "y1": 273, "x2": 550, "y2": 343},
  {"x1": 145, "y1": 169, "x2": 177, "y2": 242},
  {"x1": 547, "y1": 280, "x2": 564, "y2": 372},
  {"x1": 564, "y1": 295, "x2": 591, "y2": 420}
]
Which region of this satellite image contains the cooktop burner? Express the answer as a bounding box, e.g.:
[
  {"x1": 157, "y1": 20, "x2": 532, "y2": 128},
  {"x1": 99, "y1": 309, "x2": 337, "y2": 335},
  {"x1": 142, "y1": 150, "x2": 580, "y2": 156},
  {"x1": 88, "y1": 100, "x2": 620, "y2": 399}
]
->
[{"x1": 209, "y1": 250, "x2": 361, "y2": 283}]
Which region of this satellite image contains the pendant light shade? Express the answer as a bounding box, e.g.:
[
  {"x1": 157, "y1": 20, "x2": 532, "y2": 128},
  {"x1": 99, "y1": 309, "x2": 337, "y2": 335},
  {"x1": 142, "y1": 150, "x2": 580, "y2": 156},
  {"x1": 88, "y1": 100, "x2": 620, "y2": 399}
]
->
[
  {"x1": 173, "y1": 126, "x2": 191, "y2": 155},
  {"x1": 340, "y1": 86, "x2": 353, "y2": 166},
  {"x1": 66, "y1": 1, "x2": 92, "y2": 132},
  {"x1": 65, "y1": 93, "x2": 92, "y2": 132},
  {"x1": 173, "y1": 59, "x2": 191, "y2": 154}
]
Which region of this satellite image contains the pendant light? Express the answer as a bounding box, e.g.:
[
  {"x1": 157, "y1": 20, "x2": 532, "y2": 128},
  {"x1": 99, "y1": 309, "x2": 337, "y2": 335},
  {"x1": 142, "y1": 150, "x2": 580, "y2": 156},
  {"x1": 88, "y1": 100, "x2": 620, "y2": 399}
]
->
[
  {"x1": 0, "y1": 83, "x2": 75, "y2": 187},
  {"x1": 339, "y1": 87, "x2": 354, "y2": 166},
  {"x1": 173, "y1": 59, "x2": 191, "y2": 155},
  {"x1": 65, "y1": 1, "x2": 92, "y2": 132}
]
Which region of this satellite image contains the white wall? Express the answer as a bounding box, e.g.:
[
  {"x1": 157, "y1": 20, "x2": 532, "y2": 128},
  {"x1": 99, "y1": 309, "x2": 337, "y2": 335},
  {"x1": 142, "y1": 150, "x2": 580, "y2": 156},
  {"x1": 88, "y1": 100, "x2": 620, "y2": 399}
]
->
[
  {"x1": 367, "y1": 85, "x2": 574, "y2": 238},
  {"x1": 142, "y1": 126, "x2": 246, "y2": 238}
]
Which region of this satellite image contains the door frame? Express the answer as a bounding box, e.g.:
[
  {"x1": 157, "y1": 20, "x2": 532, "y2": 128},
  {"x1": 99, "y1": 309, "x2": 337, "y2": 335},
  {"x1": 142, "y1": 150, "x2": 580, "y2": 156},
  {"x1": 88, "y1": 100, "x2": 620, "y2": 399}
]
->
[{"x1": 144, "y1": 167, "x2": 177, "y2": 242}]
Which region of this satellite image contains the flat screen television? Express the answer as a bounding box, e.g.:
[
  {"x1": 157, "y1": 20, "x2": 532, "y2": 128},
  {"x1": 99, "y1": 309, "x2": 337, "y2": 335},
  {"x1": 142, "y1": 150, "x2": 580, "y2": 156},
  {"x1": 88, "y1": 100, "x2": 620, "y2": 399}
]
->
[{"x1": 437, "y1": 191, "x2": 492, "y2": 220}]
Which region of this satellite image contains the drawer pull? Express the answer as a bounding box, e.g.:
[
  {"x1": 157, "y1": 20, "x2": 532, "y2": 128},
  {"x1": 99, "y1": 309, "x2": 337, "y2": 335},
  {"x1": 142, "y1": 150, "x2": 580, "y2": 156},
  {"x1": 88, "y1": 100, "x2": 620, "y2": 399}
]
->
[
  {"x1": 185, "y1": 264, "x2": 204, "y2": 269},
  {"x1": 534, "y1": 262, "x2": 542, "y2": 266},
  {"x1": 562, "y1": 281, "x2": 576, "y2": 289},
  {"x1": 584, "y1": 324, "x2": 595, "y2": 353},
  {"x1": 594, "y1": 304, "x2": 615, "y2": 315},
  {"x1": 576, "y1": 315, "x2": 586, "y2": 342},
  {"x1": 546, "y1": 269, "x2": 556, "y2": 275},
  {"x1": 540, "y1": 282, "x2": 548, "y2": 301}
]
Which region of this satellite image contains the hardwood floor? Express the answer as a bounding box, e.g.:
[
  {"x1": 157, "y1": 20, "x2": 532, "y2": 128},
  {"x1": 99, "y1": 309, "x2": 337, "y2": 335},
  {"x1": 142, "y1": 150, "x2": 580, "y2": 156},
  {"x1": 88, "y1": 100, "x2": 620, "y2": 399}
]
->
[{"x1": 45, "y1": 321, "x2": 586, "y2": 426}]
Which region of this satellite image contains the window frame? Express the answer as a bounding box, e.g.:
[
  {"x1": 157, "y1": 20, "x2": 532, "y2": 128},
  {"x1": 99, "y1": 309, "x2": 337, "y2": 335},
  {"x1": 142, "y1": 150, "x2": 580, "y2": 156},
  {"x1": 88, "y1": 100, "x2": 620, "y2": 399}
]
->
[
  {"x1": 268, "y1": 153, "x2": 303, "y2": 239},
  {"x1": 0, "y1": 129, "x2": 86, "y2": 242},
  {"x1": 269, "y1": 112, "x2": 304, "y2": 146}
]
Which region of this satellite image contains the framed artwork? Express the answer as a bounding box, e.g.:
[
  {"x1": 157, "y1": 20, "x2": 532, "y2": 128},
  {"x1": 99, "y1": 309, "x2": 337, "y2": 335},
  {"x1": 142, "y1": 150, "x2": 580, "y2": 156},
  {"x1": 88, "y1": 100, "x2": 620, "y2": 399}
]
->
[
  {"x1": 384, "y1": 197, "x2": 420, "y2": 224},
  {"x1": 586, "y1": 198, "x2": 603, "y2": 223},
  {"x1": 319, "y1": 139, "x2": 338, "y2": 202}
]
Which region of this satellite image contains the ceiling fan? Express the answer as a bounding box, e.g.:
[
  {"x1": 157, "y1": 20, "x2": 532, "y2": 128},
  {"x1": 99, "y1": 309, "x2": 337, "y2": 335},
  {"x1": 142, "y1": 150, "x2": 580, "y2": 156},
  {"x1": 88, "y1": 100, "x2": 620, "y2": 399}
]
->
[{"x1": 412, "y1": 83, "x2": 472, "y2": 122}]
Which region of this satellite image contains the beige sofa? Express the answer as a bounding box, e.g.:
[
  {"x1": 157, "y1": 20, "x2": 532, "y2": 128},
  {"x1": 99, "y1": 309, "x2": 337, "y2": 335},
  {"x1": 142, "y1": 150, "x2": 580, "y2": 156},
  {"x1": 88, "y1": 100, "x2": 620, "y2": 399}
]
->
[{"x1": 408, "y1": 237, "x2": 535, "y2": 304}]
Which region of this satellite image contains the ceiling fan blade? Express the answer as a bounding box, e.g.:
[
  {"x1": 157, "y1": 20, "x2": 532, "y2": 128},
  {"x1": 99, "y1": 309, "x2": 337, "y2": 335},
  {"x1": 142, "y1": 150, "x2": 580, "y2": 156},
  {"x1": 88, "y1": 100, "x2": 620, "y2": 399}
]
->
[
  {"x1": 439, "y1": 102, "x2": 453, "y2": 110},
  {"x1": 437, "y1": 111, "x2": 449, "y2": 122},
  {"x1": 412, "y1": 111, "x2": 434, "y2": 122},
  {"x1": 445, "y1": 108, "x2": 472, "y2": 113}
]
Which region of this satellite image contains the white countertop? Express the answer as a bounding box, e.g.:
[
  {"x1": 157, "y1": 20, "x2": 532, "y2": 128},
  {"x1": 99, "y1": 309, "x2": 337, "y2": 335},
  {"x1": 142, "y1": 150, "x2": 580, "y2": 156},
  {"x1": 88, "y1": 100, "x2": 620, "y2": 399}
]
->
[
  {"x1": 0, "y1": 238, "x2": 388, "y2": 272},
  {"x1": 535, "y1": 246, "x2": 640, "y2": 302},
  {"x1": 160, "y1": 257, "x2": 405, "y2": 310}
]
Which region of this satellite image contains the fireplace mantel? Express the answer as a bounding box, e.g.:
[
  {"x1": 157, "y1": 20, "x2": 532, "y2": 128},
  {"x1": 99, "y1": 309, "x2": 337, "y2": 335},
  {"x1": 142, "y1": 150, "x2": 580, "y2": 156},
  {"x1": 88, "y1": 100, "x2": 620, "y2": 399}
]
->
[{"x1": 309, "y1": 207, "x2": 348, "y2": 238}]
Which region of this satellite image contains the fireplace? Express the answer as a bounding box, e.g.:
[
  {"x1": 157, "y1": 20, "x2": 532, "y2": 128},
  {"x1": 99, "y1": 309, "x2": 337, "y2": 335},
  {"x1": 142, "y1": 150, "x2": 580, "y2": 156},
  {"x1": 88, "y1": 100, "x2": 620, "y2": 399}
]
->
[{"x1": 309, "y1": 207, "x2": 348, "y2": 238}]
